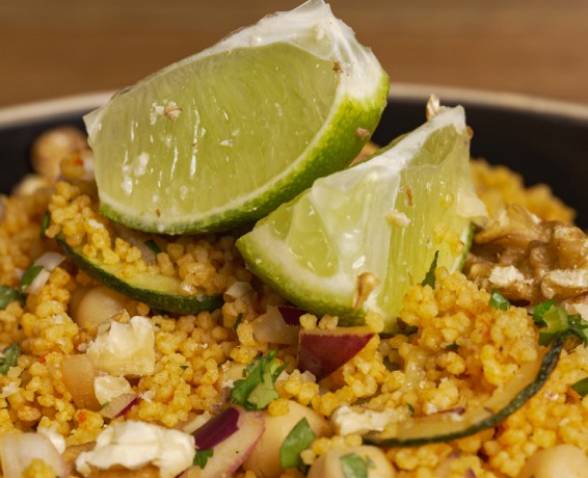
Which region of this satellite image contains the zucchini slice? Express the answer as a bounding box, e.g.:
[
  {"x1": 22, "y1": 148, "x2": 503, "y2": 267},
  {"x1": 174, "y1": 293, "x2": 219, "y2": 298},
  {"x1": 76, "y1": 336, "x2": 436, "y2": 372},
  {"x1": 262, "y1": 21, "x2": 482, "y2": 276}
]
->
[
  {"x1": 58, "y1": 238, "x2": 222, "y2": 314},
  {"x1": 365, "y1": 340, "x2": 563, "y2": 447}
]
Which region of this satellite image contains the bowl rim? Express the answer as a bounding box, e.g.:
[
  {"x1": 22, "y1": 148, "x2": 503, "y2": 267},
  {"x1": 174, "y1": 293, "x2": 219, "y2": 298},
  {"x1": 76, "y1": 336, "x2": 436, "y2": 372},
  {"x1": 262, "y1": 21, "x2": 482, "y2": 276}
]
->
[{"x1": 1, "y1": 83, "x2": 587, "y2": 129}]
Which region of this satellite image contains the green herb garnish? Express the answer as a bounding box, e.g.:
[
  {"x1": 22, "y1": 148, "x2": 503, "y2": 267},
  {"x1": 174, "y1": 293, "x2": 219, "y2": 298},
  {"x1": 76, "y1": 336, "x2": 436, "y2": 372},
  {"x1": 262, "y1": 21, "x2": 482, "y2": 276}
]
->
[
  {"x1": 231, "y1": 351, "x2": 284, "y2": 410},
  {"x1": 407, "y1": 403, "x2": 415, "y2": 415},
  {"x1": 340, "y1": 452, "x2": 370, "y2": 478},
  {"x1": 421, "y1": 251, "x2": 439, "y2": 288},
  {"x1": 0, "y1": 286, "x2": 24, "y2": 310},
  {"x1": 279, "y1": 418, "x2": 316, "y2": 469},
  {"x1": 40, "y1": 212, "x2": 50, "y2": 239},
  {"x1": 572, "y1": 377, "x2": 588, "y2": 397},
  {"x1": 0, "y1": 343, "x2": 20, "y2": 374},
  {"x1": 20, "y1": 264, "x2": 44, "y2": 292},
  {"x1": 489, "y1": 291, "x2": 510, "y2": 311},
  {"x1": 193, "y1": 448, "x2": 213, "y2": 469},
  {"x1": 397, "y1": 318, "x2": 418, "y2": 336},
  {"x1": 444, "y1": 343, "x2": 459, "y2": 352},
  {"x1": 144, "y1": 239, "x2": 161, "y2": 254},
  {"x1": 532, "y1": 301, "x2": 588, "y2": 346}
]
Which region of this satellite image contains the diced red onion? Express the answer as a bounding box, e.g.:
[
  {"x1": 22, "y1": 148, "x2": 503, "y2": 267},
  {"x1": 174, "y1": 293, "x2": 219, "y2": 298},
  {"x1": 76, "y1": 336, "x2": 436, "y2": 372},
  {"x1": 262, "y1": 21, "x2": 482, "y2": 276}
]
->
[
  {"x1": 193, "y1": 406, "x2": 240, "y2": 450},
  {"x1": 100, "y1": 393, "x2": 140, "y2": 420},
  {"x1": 277, "y1": 305, "x2": 305, "y2": 326},
  {"x1": 27, "y1": 269, "x2": 51, "y2": 295},
  {"x1": 252, "y1": 307, "x2": 298, "y2": 345},
  {"x1": 181, "y1": 412, "x2": 212, "y2": 434},
  {"x1": 225, "y1": 281, "x2": 254, "y2": 300},
  {"x1": 26, "y1": 252, "x2": 66, "y2": 294},
  {"x1": 34, "y1": 252, "x2": 65, "y2": 271},
  {"x1": 0, "y1": 432, "x2": 68, "y2": 478}
]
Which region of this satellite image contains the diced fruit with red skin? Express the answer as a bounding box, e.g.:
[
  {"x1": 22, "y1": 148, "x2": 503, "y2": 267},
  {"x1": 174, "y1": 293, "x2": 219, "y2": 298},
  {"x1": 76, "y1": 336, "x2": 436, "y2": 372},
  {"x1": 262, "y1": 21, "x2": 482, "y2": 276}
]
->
[
  {"x1": 244, "y1": 401, "x2": 331, "y2": 478},
  {"x1": 277, "y1": 306, "x2": 305, "y2": 326},
  {"x1": 297, "y1": 327, "x2": 373, "y2": 380},
  {"x1": 193, "y1": 407, "x2": 239, "y2": 450},
  {"x1": 181, "y1": 408, "x2": 264, "y2": 478}
]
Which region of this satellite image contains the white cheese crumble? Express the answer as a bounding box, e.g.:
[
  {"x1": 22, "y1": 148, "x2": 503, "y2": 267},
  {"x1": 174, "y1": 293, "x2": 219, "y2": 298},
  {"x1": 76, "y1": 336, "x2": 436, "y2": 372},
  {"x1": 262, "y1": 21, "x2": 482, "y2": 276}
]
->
[
  {"x1": 488, "y1": 265, "x2": 527, "y2": 288},
  {"x1": 94, "y1": 375, "x2": 134, "y2": 405},
  {"x1": 87, "y1": 316, "x2": 155, "y2": 376},
  {"x1": 331, "y1": 405, "x2": 396, "y2": 435},
  {"x1": 76, "y1": 420, "x2": 194, "y2": 478},
  {"x1": 38, "y1": 426, "x2": 66, "y2": 454}
]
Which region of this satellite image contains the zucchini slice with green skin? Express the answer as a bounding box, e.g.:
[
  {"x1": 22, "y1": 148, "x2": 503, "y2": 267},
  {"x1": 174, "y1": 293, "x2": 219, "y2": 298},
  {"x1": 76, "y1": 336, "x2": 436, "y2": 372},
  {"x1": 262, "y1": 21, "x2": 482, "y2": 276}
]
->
[
  {"x1": 365, "y1": 339, "x2": 563, "y2": 447},
  {"x1": 58, "y1": 238, "x2": 222, "y2": 314}
]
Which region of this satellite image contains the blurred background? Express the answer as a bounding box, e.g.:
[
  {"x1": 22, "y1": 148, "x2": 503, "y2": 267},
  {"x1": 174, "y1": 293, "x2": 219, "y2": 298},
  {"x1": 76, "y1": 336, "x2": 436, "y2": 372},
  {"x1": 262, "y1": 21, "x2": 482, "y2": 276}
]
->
[{"x1": 2, "y1": 0, "x2": 588, "y2": 107}]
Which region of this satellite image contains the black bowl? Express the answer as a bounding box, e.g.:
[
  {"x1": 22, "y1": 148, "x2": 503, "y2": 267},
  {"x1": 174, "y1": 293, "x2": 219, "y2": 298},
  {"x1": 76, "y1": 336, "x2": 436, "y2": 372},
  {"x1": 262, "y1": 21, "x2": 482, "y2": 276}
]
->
[{"x1": 1, "y1": 85, "x2": 587, "y2": 226}]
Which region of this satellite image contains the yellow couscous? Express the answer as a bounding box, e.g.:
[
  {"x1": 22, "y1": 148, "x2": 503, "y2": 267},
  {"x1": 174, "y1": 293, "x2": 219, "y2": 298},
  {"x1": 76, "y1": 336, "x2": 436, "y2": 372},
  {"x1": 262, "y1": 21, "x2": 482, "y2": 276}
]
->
[{"x1": 0, "y1": 127, "x2": 587, "y2": 478}]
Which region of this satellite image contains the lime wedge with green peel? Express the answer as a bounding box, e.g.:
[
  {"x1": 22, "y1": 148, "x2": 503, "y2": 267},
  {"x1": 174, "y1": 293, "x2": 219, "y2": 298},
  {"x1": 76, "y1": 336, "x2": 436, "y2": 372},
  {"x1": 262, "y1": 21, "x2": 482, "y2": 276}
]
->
[
  {"x1": 85, "y1": 0, "x2": 389, "y2": 234},
  {"x1": 236, "y1": 106, "x2": 487, "y2": 331}
]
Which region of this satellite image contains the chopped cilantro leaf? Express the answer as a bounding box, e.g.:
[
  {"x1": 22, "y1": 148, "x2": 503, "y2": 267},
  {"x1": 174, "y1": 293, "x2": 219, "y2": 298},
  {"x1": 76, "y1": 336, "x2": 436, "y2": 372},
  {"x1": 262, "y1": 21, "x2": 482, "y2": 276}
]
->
[
  {"x1": 20, "y1": 264, "x2": 44, "y2": 292},
  {"x1": 0, "y1": 286, "x2": 23, "y2": 310},
  {"x1": 340, "y1": 452, "x2": 369, "y2": 478},
  {"x1": 407, "y1": 403, "x2": 415, "y2": 415},
  {"x1": 193, "y1": 448, "x2": 213, "y2": 469},
  {"x1": 397, "y1": 319, "x2": 418, "y2": 336},
  {"x1": 421, "y1": 251, "x2": 439, "y2": 288},
  {"x1": 444, "y1": 343, "x2": 459, "y2": 352},
  {"x1": 144, "y1": 239, "x2": 161, "y2": 254},
  {"x1": 489, "y1": 291, "x2": 510, "y2": 310},
  {"x1": 279, "y1": 418, "x2": 316, "y2": 469},
  {"x1": 40, "y1": 212, "x2": 50, "y2": 239},
  {"x1": 532, "y1": 299, "x2": 557, "y2": 326},
  {"x1": 572, "y1": 377, "x2": 588, "y2": 397},
  {"x1": 0, "y1": 343, "x2": 20, "y2": 374},
  {"x1": 532, "y1": 301, "x2": 588, "y2": 346},
  {"x1": 231, "y1": 351, "x2": 284, "y2": 410}
]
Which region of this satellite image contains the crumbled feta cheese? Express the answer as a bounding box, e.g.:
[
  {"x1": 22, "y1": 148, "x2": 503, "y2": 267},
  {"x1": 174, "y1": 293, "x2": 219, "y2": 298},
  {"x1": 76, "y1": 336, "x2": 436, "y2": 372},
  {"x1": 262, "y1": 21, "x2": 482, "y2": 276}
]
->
[
  {"x1": 38, "y1": 425, "x2": 66, "y2": 454},
  {"x1": 76, "y1": 421, "x2": 194, "y2": 478},
  {"x1": 94, "y1": 375, "x2": 133, "y2": 405},
  {"x1": 331, "y1": 405, "x2": 396, "y2": 435},
  {"x1": 87, "y1": 316, "x2": 155, "y2": 376},
  {"x1": 1, "y1": 382, "x2": 18, "y2": 398},
  {"x1": 488, "y1": 265, "x2": 526, "y2": 288}
]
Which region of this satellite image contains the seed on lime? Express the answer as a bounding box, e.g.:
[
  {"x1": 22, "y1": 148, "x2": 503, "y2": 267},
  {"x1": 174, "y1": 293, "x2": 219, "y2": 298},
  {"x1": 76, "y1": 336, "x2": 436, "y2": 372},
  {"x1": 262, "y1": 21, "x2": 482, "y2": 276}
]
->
[
  {"x1": 236, "y1": 105, "x2": 487, "y2": 331},
  {"x1": 85, "y1": 0, "x2": 389, "y2": 234}
]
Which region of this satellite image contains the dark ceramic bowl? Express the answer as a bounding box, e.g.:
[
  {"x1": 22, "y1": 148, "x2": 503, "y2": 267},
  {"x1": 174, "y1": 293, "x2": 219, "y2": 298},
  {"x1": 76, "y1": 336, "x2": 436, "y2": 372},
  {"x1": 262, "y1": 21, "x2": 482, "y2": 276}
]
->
[{"x1": 1, "y1": 85, "x2": 587, "y2": 226}]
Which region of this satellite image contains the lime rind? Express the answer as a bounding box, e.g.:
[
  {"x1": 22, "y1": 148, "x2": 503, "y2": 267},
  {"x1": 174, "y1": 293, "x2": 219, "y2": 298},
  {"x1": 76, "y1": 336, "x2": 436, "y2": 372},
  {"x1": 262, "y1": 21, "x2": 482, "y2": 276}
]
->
[
  {"x1": 237, "y1": 106, "x2": 486, "y2": 328},
  {"x1": 85, "y1": 0, "x2": 389, "y2": 234}
]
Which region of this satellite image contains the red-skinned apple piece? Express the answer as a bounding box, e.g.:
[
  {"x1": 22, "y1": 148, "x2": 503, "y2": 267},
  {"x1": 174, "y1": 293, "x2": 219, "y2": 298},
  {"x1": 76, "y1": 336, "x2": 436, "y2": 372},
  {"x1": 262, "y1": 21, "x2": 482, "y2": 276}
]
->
[
  {"x1": 297, "y1": 327, "x2": 374, "y2": 380},
  {"x1": 181, "y1": 407, "x2": 265, "y2": 478}
]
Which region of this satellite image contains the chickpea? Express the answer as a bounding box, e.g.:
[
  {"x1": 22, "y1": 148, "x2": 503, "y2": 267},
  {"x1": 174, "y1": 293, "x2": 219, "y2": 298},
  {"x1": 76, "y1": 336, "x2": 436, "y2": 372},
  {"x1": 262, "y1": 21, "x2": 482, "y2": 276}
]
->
[
  {"x1": 244, "y1": 400, "x2": 331, "y2": 478},
  {"x1": 72, "y1": 286, "x2": 127, "y2": 334},
  {"x1": 62, "y1": 354, "x2": 100, "y2": 410},
  {"x1": 31, "y1": 126, "x2": 87, "y2": 180},
  {"x1": 308, "y1": 446, "x2": 394, "y2": 478},
  {"x1": 518, "y1": 445, "x2": 588, "y2": 478},
  {"x1": 12, "y1": 174, "x2": 52, "y2": 196}
]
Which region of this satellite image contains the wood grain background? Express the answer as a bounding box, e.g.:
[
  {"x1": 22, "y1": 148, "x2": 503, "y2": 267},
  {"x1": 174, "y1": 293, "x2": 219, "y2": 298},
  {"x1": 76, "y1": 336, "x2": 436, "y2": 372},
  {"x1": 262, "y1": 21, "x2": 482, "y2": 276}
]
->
[{"x1": 1, "y1": 0, "x2": 587, "y2": 107}]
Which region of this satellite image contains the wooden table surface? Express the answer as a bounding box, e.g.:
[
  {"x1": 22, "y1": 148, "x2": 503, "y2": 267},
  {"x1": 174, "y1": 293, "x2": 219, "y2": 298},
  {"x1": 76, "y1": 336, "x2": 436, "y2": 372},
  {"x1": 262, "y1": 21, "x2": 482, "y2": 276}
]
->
[{"x1": 1, "y1": 0, "x2": 587, "y2": 107}]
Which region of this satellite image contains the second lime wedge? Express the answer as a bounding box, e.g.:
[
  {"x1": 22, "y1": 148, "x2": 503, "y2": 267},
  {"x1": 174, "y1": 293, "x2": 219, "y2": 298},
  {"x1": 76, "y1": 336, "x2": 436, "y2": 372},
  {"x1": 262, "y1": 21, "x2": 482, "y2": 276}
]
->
[
  {"x1": 237, "y1": 105, "x2": 487, "y2": 330},
  {"x1": 85, "y1": 0, "x2": 389, "y2": 234}
]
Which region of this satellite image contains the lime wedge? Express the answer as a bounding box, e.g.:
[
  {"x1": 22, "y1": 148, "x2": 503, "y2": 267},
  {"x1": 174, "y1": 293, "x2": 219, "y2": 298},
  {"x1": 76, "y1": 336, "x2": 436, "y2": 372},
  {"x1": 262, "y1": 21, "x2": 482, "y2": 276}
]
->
[
  {"x1": 236, "y1": 106, "x2": 487, "y2": 330},
  {"x1": 85, "y1": 0, "x2": 389, "y2": 234}
]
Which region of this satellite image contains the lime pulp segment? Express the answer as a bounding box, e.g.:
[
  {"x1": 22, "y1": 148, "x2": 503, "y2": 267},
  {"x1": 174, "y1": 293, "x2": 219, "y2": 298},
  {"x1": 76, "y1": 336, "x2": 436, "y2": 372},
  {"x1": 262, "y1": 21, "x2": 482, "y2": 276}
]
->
[{"x1": 237, "y1": 106, "x2": 487, "y2": 330}]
